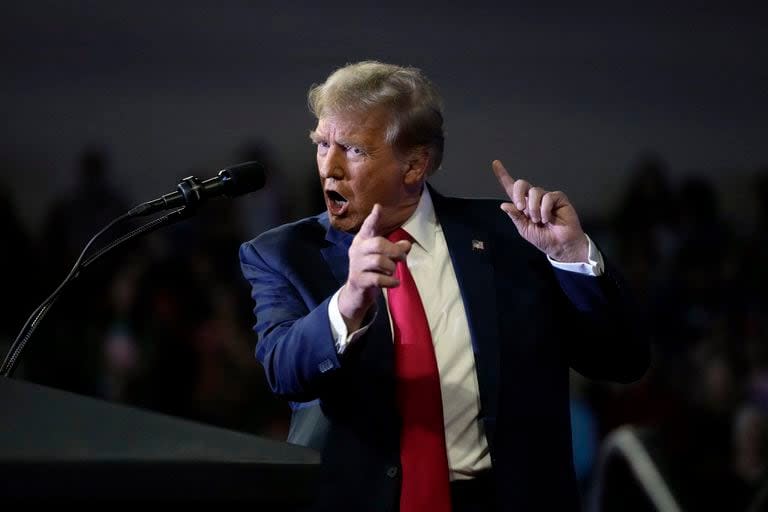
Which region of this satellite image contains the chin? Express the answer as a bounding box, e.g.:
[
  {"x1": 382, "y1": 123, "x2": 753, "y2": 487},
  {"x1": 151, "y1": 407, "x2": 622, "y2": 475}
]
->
[{"x1": 328, "y1": 214, "x2": 362, "y2": 234}]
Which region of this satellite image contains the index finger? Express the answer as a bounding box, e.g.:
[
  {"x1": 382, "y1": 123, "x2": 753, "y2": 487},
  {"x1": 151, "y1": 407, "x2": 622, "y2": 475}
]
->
[
  {"x1": 492, "y1": 159, "x2": 516, "y2": 199},
  {"x1": 358, "y1": 203, "x2": 383, "y2": 239}
]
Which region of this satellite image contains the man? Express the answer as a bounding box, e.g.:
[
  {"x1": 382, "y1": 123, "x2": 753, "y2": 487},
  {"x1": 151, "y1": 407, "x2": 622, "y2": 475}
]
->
[{"x1": 239, "y1": 61, "x2": 649, "y2": 511}]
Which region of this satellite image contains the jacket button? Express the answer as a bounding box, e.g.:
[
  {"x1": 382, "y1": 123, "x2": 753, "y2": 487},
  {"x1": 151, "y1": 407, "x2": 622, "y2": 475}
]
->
[{"x1": 386, "y1": 466, "x2": 398, "y2": 478}]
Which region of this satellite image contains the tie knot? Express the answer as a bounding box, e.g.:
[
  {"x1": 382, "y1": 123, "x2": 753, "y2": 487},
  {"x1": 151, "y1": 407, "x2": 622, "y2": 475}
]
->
[{"x1": 387, "y1": 227, "x2": 412, "y2": 243}]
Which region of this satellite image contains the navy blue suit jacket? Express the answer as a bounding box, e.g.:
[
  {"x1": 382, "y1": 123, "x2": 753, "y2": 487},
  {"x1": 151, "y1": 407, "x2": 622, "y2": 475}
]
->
[{"x1": 239, "y1": 185, "x2": 650, "y2": 511}]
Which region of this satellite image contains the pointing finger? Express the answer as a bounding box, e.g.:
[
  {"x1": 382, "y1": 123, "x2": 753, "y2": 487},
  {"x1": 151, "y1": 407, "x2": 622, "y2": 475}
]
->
[
  {"x1": 358, "y1": 204, "x2": 383, "y2": 239},
  {"x1": 359, "y1": 237, "x2": 411, "y2": 260},
  {"x1": 492, "y1": 159, "x2": 516, "y2": 199}
]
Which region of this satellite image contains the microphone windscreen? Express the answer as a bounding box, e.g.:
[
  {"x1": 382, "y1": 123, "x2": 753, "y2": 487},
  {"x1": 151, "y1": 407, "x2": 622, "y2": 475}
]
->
[{"x1": 220, "y1": 161, "x2": 267, "y2": 197}]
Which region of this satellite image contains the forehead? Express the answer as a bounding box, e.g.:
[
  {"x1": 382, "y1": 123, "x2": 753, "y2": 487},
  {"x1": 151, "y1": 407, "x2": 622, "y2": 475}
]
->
[{"x1": 315, "y1": 107, "x2": 391, "y2": 140}]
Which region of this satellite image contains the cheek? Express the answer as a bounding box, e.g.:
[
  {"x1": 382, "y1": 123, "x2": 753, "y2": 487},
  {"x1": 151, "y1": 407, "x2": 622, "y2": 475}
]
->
[
  {"x1": 369, "y1": 171, "x2": 401, "y2": 198},
  {"x1": 348, "y1": 162, "x2": 402, "y2": 203},
  {"x1": 353, "y1": 178, "x2": 381, "y2": 203}
]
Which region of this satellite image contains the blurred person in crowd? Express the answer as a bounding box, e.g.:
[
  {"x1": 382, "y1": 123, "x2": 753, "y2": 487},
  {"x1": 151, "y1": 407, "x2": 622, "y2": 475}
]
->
[
  {"x1": 614, "y1": 151, "x2": 677, "y2": 251},
  {"x1": 611, "y1": 152, "x2": 678, "y2": 309},
  {"x1": 648, "y1": 175, "x2": 734, "y2": 357},
  {"x1": 235, "y1": 139, "x2": 291, "y2": 238},
  {"x1": 98, "y1": 259, "x2": 144, "y2": 402},
  {"x1": 0, "y1": 178, "x2": 39, "y2": 367},
  {"x1": 674, "y1": 174, "x2": 732, "y2": 259},
  {"x1": 239, "y1": 60, "x2": 649, "y2": 511},
  {"x1": 193, "y1": 281, "x2": 290, "y2": 437},
  {"x1": 741, "y1": 168, "x2": 768, "y2": 308},
  {"x1": 123, "y1": 255, "x2": 210, "y2": 420},
  {"x1": 733, "y1": 403, "x2": 768, "y2": 489},
  {"x1": 569, "y1": 371, "x2": 600, "y2": 496},
  {"x1": 40, "y1": 145, "x2": 130, "y2": 281},
  {"x1": 19, "y1": 146, "x2": 131, "y2": 392}
]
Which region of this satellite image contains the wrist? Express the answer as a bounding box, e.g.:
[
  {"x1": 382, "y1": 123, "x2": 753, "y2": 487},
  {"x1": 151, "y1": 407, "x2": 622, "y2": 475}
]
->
[
  {"x1": 337, "y1": 283, "x2": 372, "y2": 331},
  {"x1": 548, "y1": 236, "x2": 589, "y2": 263}
]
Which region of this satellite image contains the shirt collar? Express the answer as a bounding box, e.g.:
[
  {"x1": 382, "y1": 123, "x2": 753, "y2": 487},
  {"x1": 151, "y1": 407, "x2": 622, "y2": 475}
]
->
[{"x1": 400, "y1": 185, "x2": 437, "y2": 254}]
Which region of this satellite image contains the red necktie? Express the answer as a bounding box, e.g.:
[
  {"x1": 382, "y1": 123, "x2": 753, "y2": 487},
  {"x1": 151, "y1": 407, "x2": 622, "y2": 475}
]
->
[{"x1": 387, "y1": 228, "x2": 452, "y2": 512}]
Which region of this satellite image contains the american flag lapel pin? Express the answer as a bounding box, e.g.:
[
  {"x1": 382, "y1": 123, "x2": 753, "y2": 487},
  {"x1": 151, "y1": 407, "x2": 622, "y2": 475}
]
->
[{"x1": 471, "y1": 239, "x2": 485, "y2": 252}]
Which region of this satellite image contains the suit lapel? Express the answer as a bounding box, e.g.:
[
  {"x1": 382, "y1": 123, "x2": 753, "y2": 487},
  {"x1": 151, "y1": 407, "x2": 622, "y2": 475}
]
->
[
  {"x1": 320, "y1": 215, "x2": 353, "y2": 286},
  {"x1": 430, "y1": 185, "x2": 500, "y2": 421}
]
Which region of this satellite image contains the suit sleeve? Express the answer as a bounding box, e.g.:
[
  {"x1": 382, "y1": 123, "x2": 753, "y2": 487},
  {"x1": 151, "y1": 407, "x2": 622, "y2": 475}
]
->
[
  {"x1": 239, "y1": 240, "x2": 342, "y2": 402},
  {"x1": 552, "y1": 256, "x2": 651, "y2": 384}
]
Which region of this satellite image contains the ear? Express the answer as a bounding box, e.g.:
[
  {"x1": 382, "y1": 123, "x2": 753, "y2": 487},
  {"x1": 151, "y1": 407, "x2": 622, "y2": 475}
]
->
[{"x1": 402, "y1": 146, "x2": 431, "y2": 186}]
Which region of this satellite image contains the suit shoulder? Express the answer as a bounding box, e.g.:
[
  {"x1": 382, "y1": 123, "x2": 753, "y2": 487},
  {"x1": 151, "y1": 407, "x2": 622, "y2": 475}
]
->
[{"x1": 240, "y1": 212, "x2": 327, "y2": 256}]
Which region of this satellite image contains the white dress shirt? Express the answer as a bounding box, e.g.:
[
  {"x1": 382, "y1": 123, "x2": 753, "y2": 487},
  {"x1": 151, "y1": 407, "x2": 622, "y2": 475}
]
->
[{"x1": 327, "y1": 187, "x2": 604, "y2": 481}]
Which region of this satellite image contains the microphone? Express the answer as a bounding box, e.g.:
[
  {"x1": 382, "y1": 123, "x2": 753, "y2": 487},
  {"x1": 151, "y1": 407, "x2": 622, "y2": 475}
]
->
[{"x1": 128, "y1": 160, "x2": 266, "y2": 217}]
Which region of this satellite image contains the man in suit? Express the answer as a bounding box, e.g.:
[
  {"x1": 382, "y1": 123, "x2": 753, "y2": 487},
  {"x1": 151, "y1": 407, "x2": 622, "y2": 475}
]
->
[{"x1": 239, "y1": 60, "x2": 650, "y2": 511}]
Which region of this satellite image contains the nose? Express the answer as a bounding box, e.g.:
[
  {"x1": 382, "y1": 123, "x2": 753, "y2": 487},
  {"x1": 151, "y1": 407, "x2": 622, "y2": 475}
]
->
[{"x1": 318, "y1": 145, "x2": 345, "y2": 180}]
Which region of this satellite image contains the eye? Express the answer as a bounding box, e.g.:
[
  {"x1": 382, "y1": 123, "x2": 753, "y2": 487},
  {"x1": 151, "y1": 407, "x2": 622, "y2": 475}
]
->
[
  {"x1": 346, "y1": 145, "x2": 366, "y2": 157},
  {"x1": 315, "y1": 140, "x2": 329, "y2": 154}
]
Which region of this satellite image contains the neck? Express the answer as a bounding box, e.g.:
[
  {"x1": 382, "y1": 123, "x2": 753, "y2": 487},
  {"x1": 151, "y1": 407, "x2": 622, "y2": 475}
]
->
[{"x1": 384, "y1": 182, "x2": 423, "y2": 233}]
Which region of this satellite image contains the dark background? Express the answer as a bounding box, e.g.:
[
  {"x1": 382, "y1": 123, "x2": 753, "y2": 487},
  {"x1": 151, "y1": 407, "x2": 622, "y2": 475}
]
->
[{"x1": 1, "y1": 2, "x2": 767, "y2": 510}]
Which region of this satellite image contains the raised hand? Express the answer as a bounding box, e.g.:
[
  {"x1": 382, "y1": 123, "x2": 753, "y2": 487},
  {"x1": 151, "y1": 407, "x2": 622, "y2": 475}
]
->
[
  {"x1": 492, "y1": 159, "x2": 588, "y2": 263},
  {"x1": 337, "y1": 204, "x2": 412, "y2": 330}
]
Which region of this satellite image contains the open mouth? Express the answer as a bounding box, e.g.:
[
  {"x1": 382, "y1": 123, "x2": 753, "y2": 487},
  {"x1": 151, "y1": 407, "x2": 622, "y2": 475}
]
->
[{"x1": 326, "y1": 190, "x2": 349, "y2": 215}]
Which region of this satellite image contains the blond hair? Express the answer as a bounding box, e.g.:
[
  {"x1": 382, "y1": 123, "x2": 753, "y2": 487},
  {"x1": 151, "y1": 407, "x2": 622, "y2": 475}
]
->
[{"x1": 308, "y1": 60, "x2": 445, "y2": 174}]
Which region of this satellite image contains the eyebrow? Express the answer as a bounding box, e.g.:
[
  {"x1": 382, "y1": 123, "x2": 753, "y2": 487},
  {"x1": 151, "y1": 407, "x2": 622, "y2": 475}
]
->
[{"x1": 309, "y1": 129, "x2": 369, "y2": 151}]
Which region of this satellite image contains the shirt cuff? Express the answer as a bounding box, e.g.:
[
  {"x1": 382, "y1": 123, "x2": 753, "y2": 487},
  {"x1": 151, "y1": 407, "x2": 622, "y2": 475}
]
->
[
  {"x1": 547, "y1": 234, "x2": 605, "y2": 276},
  {"x1": 328, "y1": 287, "x2": 377, "y2": 354}
]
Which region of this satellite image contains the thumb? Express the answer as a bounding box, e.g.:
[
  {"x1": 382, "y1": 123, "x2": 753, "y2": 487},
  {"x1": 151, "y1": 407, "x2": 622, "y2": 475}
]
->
[
  {"x1": 500, "y1": 202, "x2": 528, "y2": 230},
  {"x1": 359, "y1": 203, "x2": 383, "y2": 238}
]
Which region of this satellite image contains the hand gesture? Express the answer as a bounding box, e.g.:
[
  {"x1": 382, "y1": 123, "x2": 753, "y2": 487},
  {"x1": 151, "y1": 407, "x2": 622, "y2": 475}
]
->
[
  {"x1": 492, "y1": 160, "x2": 588, "y2": 262},
  {"x1": 337, "y1": 204, "x2": 411, "y2": 330}
]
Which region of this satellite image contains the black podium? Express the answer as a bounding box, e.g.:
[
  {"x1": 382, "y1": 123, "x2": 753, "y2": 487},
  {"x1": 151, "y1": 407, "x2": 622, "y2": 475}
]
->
[{"x1": 0, "y1": 377, "x2": 321, "y2": 506}]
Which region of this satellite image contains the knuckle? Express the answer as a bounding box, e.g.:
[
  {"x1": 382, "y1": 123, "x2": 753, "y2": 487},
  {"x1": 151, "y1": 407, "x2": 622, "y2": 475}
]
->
[{"x1": 362, "y1": 254, "x2": 376, "y2": 268}]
